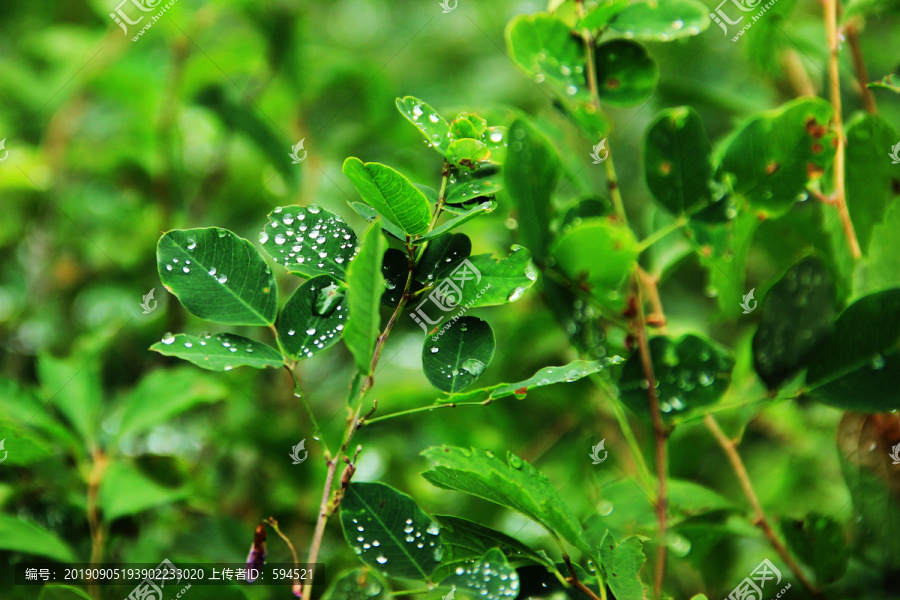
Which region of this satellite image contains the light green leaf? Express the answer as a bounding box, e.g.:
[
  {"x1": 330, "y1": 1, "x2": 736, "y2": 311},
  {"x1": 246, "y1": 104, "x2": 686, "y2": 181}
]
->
[
  {"x1": 345, "y1": 222, "x2": 387, "y2": 374},
  {"x1": 349, "y1": 202, "x2": 407, "y2": 240},
  {"x1": 619, "y1": 334, "x2": 734, "y2": 423},
  {"x1": 117, "y1": 367, "x2": 230, "y2": 437},
  {"x1": 867, "y1": 73, "x2": 900, "y2": 92},
  {"x1": 0, "y1": 426, "x2": 54, "y2": 466},
  {"x1": 552, "y1": 219, "x2": 637, "y2": 308},
  {"x1": 278, "y1": 274, "x2": 348, "y2": 360},
  {"x1": 38, "y1": 353, "x2": 102, "y2": 443},
  {"x1": 752, "y1": 256, "x2": 836, "y2": 390},
  {"x1": 504, "y1": 119, "x2": 560, "y2": 261},
  {"x1": 594, "y1": 40, "x2": 659, "y2": 108},
  {"x1": 423, "y1": 317, "x2": 495, "y2": 393},
  {"x1": 396, "y1": 96, "x2": 451, "y2": 156},
  {"x1": 438, "y1": 548, "x2": 520, "y2": 600},
  {"x1": 343, "y1": 158, "x2": 432, "y2": 236},
  {"x1": 158, "y1": 227, "x2": 277, "y2": 326},
  {"x1": 424, "y1": 202, "x2": 495, "y2": 240},
  {"x1": 719, "y1": 98, "x2": 835, "y2": 216},
  {"x1": 599, "y1": 532, "x2": 649, "y2": 600},
  {"x1": 610, "y1": 0, "x2": 710, "y2": 40},
  {"x1": 0, "y1": 514, "x2": 76, "y2": 562},
  {"x1": 259, "y1": 204, "x2": 359, "y2": 279},
  {"x1": 506, "y1": 14, "x2": 588, "y2": 99},
  {"x1": 99, "y1": 462, "x2": 185, "y2": 521},
  {"x1": 644, "y1": 107, "x2": 713, "y2": 215},
  {"x1": 579, "y1": 0, "x2": 630, "y2": 29},
  {"x1": 446, "y1": 139, "x2": 491, "y2": 171},
  {"x1": 806, "y1": 289, "x2": 900, "y2": 411},
  {"x1": 421, "y1": 447, "x2": 590, "y2": 555},
  {"x1": 323, "y1": 569, "x2": 389, "y2": 600},
  {"x1": 854, "y1": 199, "x2": 900, "y2": 295},
  {"x1": 340, "y1": 482, "x2": 443, "y2": 581},
  {"x1": 150, "y1": 332, "x2": 283, "y2": 373},
  {"x1": 439, "y1": 360, "x2": 606, "y2": 403},
  {"x1": 483, "y1": 127, "x2": 508, "y2": 165}
]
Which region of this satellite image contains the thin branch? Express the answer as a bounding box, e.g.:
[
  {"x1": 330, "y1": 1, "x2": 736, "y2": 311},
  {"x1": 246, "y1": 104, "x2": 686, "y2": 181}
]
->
[
  {"x1": 87, "y1": 448, "x2": 109, "y2": 599},
  {"x1": 564, "y1": 553, "x2": 606, "y2": 600},
  {"x1": 704, "y1": 415, "x2": 823, "y2": 598},
  {"x1": 845, "y1": 21, "x2": 877, "y2": 114}
]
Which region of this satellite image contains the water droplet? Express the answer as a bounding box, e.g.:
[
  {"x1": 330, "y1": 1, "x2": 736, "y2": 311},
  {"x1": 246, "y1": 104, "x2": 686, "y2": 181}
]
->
[
  {"x1": 308, "y1": 205, "x2": 321, "y2": 214},
  {"x1": 275, "y1": 233, "x2": 286, "y2": 245},
  {"x1": 376, "y1": 555, "x2": 388, "y2": 564},
  {"x1": 426, "y1": 522, "x2": 440, "y2": 535},
  {"x1": 161, "y1": 332, "x2": 175, "y2": 345},
  {"x1": 872, "y1": 354, "x2": 886, "y2": 370},
  {"x1": 461, "y1": 358, "x2": 485, "y2": 376},
  {"x1": 507, "y1": 287, "x2": 526, "y2": 302},
  {"x1": 217, "y1": 230, "x2": 227, "y2": 238},
  {"x1": 306, "y1": 328, "x2": 316, "y2": 335},
  {"x1": 208, "y1": 267, "x2": 217, "y2": 276},
  {"x1": 430, "y1": 346, "x2": 439, "y2": 354},
  {"x1": 187, "y1": 239, "x2": 196, "y2": 250},
  {"x1": 217, "y1": 275, "x2": 228, "y2": 284},
  {"x1": 166, "y1": 264, "x2": 173, "y2": 271},
  {"x1": 508, "y1": 454, "x2": 524, "y2": 469},
  {"x1": 182, "y1": 266, "x2": 190, "y2": 273},
  {"x1": 184, "y1": 341, "x2": 193, "y2": 348}
]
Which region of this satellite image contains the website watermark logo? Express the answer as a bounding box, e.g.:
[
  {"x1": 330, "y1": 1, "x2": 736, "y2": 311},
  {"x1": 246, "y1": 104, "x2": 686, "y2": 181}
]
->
[
  {"x1": 589, "y1": 440, "x2": 607, "y2": 464},
  {"x1": 289, "y1": 439, "x2": 308, "y2": 464},
  {"x1": 289, "y1": 139, "x2": 307, "y2": 164},
  {"x1": 590, "y1": 139, "x2": 609, "y2": 164},
  {"x1": 726, "y1": 558, "x2": 789, "y2": 600},
  {"x1": 0, "y1": 439, "x2": 7, "y2": 464},
  {"x1": 890, "y1": 442, "x2": 900, "y2": 465},
  {"x1": 141, "y1": 288, "x2": 158, "y2": 314},
  {"x1": 740, "y1": 288, "x2": 757, "y2": 314},
  {"x1": 109, "y1": 0, "x2": 181, "y2": 42},
  {"x1": 710, "y1": 0, "x2": 780, "y2": 42},
  {"x1": 411, "y1": 259, "x2": 488, "y2": 335},
  {"x1": 889, "y1": 142, "x2": 900, "y2": 165},
  {"x1": 438, "y1": 0, "x2": 458, "y2": 13},
  {"x1": 124, "y1": 558, "x2": 191, "y2": 600},
  {"x1": 0, "y1": 138, "x2": 8, "y2": 163}
]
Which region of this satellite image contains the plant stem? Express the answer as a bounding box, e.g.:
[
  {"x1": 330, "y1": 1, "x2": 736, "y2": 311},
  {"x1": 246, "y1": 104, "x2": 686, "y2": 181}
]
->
[
  {"x1": 87, "y1": 448, "x2": 109, "y2": 600},
  {"x1": 266, "y1": 517, "x2": 303, "y2": 596},
  {"x1": 563, "y1": 553, "x2": 606, "y2": 600},
  {"x1": 362, "y1": 399, "x2": 490, "y2": 425},
  {"x1": 283, "y1": 365, "x2": 328, "y2": 455},
  {"x1": 636, "y1": 216, "x2": 688, "y2": 253},
  {"x1": 823, "y1": 0, "x2": 861, "y2": 259},
  {"x1": 704, "y1": 415, "x2": 823, "y2": 598},
  {"x1": 845, "y1": 21, "x2": 877, "y2": 114}
]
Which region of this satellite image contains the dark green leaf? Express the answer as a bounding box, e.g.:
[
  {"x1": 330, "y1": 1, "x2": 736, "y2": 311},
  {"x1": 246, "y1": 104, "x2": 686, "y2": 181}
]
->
[
  {"x1": 277, "y1": 274, "x2": 348, "y2": 360},
  {"x1": 504, "y1": 119, "x2": 560, "y2": 261},
  {"x1": 345, "y1": 222, "x2": 387, "y2": 374},
  {"x1": 446, "y1": 164, "x2": 504, "y2": 205},
  {"x1": 158, "y1": 227, "x2": 277, "y2": 326},
  {"x1": 594, "y1": 40, "x2": 659, "y2": 108},
  {"x1": 806, "y1": 289, "x2": 900, "y2": 411},
  {"x1": 421, "y1": 447, "x2": 590, "y2": 555},
  {"x1": 644, "y1": 107, "x2": 713, "y2": 215},
  {"x1": 599, "y1": 532, "x2": 649, "y2": 600},
  {"x1": 619, "y1": 334, "x2": 734, "y2": 422},
  {"x1": 323, "y1": 569, "x2": 389, "y2": 600},
  {"x1": 0, "y1": 514, "x2": 76, "y2": 562},
  {"x1": 424, "y1": 202, "x2": 495, "y2": 240},
  {"x1": 610, "y1": 0, "x2": 710, "y2": 40},
  {"x1": 381, "y1": 248, "x2": 412, "y2": 307},
  {"x1": 343, "y1": 158, "x2": 432, "y2": 236},
  {"x1": 150, "y1": 333, "x2": 283, "y2": 372},
  {"x1": 752, "y1": 256, "x2": 836, "y2": 390},
  {"x1": 560, "y1": 197, "x2": 613, "y2": 231},
  {"x1": 396, "y1": 96, "x2": 451, "y2": 156},
  {"x1": 340, "y1": 482, "x2": 443, "y2": 581},
  {"x1": 423, "y1": 317, "x2": 495, "y2": 393},
  {"x1": 780, "y1": 513, "x2": 849, "y2": 585},
  {"x1": 349, "y1": 202, "x2": 407, "y2": 240},
  {"x1": 416, "y1": 234, "x2": 472, "y2": 284},
  {"x1": 438, "y1": 548, "x2": 520, "y2": 600},
  {"x1": 259, "y1": 205, "x2": 359, "y2": 279}
]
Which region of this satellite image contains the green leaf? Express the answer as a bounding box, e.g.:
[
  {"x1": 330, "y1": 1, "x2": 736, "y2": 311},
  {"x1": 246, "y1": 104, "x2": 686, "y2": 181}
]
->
[
  {"x1": 99, "y1": 462, "x2": 185, "y2": 521},
  {"x1": 396, "y1": 96, "x2": 451, "y2": 156},
  {"x1": 505, "y1": 14, "x2": 588, "y2": 99},
  {"x1": 158, "y1": 227, "x2": 277, "y2": 326},
  {"x1": 345, "y1": 222, "x2": 387, "y2": 374},
  {"x1": 38, "y1": 586, "x2": 95, "y2": 600},
  {"x1": 438, "y1": 548, "x2": 520, "y2": 600},
  {"x1": 117, "y1": 366, "x2": 229, "y2": 437},
  {"x1": 599, "y1": 532, "x2": 649, "y2": 600},
  {"x1": 349, "y1": 202, "x2": 407, "y2": 240},
  {"x1": 38, "y1": 353, "x2": 102, "y2": 443},
  {"x1": 259, "y1": 204, "x2": 360, "y2": 279},
  {"x1": 323, "y1": 569, "x2": 389, "y2": 600},
  {"x1": 421, "y1": 446, "x2": 590, "y2": 555},
  {"x1": 845, "y1": 114, "x2": 900, "y2": 252},
  {"x1": 619, "y1": 334, "x2": 734, "y2": 423},
  {"x1": 432, "y1": 515, "x2": 550, "y2": 582},
  {"x1": 439, "y1": 360, "x2": 607, "y2": 403},
  {"x1": 644, "y1": 107, "x2": 713, "y2": 215},
  {"x1": 381, "y1": 248, "x2": 412, "y2": 307},
  {"x1": 719, "y1": 98, "x2": 836, "y2": 216},
  {"x1": 504, "y1": 119, "x2": 560, "y2": 261},
  {"x1": 343, "y1": 158, "x2": 432, "y2": 236},
  {"x1": 416, "y1": 234, "x2": 472, "y2": 284},
  {"x1": 579, "y1": 0, "x2": 630, "y2": 29},
  {"x1": 0, "y1": 514, "x2": 77, "y2": 562},
  {"x1": 752, "y1": 256, "x2": 836, "y2": 390},
  {"x1": 594, "y1": 40, "x2": 659, "y2": 108},
  {"x1": 867, "y1": 73, "x2": 900, "y2": 93},
  {"x1": 806, "y1": 289, "x2": 900, "y2": 411},
  {"x1": 780, "y1": 513, "x2": 849, "y2": 585},
  {"x1": 423, "y1": 317, "x2": 495, "y2": 393},
  {"x1": 278, "y1": 274, "x2": 348, "y2": 360},
  {"x1": 552, "y1": 219, "x2": 638, "y2": 308},
  {"x1": 150, "y1": 333, "x2": 283, "y2": 372},
  {"x1": 610, "y1": 0, "x2": 710, "y2": 40},
  {"x1": 450, "y1": 113, "x2": 488, "y2": 139},
  {"x1": 483, "y1": 127, "x2": 508, "y2": 165},
  {"x1": 447, "y1": 164, "x2": 504, "y2": 205},
  {"x1": 446, "y1": 139, "x2": 491, "y2": 171},
  {"x1": 854, "y1": 199, "x2": 900, "y2": 295},
  {"x1": 565, "y1": 101, "x2": 612, "y2": 140},
  {"x1": 424, "y1": 202, "x2": 495, "y2": 240},
  {"x1": 340, "y1": 482, "x2": 443, "y2": 581}
]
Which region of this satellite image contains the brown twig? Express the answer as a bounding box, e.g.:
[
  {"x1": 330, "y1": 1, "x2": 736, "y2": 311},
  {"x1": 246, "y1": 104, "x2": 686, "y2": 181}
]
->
[
  {"x1": 563, "y1": 553, "x2": 605, "y2": 600},
  {"x1": 704, "y1": 415, "x2": 823, "y2": 598},
  {"x1": 87, "y1": 448, "x2": 109, "y2": 600},
  {"x1": 845, "y1": 21, "x2": 877, "y2": 114}
]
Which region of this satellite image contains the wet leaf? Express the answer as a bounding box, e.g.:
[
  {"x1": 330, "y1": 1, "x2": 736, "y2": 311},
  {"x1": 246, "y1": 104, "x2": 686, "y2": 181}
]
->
[
  {"x1": 594, "y1": 40, "x2": 659, "y2": 108},
  {"x1": 752, "y1": 255, "x2": 836, "y2": 390},
  {"x1": 439, "y1": 360, "x2": 607, "y2": 403},
  {"x1": 806, "y1": 289, "x2": 900, "y2": 411},
  {"x1": 425, "y1": 202, "x2": 495, "y2": 240},
  {"x1": 506, "y1": 13, "x2": 588, "y2": 100},
  {"x1": 610, "y1": 0, "x2": 710, "y2": 41},
  {"x1": 450, "y1": 113, "x2": 488, "y2": 139},
  {"x1": 323, "y1": 569, "x2": 389, "y2": 600},
  {"x1": 396, "y1": 96, "x2": 451, "y2": 156},
  {"x1": 779, "y1": 513, "x2": 848, "y2": 584},
  {"x1": 381, "y1": 248, "x2": 412, "y2": 307},
  {"x1": 644, "y1": 106, "x2": 713, "y2": 215},
  {"x1": 343, "y1": 158, "x2": 432, "y2": 236},
  {"x1": 423, "y1": 317, "x2": 495, "y2": 393},
  {"x1": 340, "y1": 482, "x2": 443, "y2": 581},
  {"x1": 619, "y1": 334, "x2": 734, "y2": 423},
  {"x1": 416, "y1": 233, "x2": 472, "y2": 284},
  {"x1": 150, "y1": 333, "x2": 283, "y2": 373},
  {"x1": 345, "y1": 222, "x2": 387, "y2": 374},
  {"x1": 446, "y1": 139, "x2": 491, "y2": 171},
  {"x1": 483, "y1": 126, "x2": 508, "y2": 164},
  {"x1": 421, "y1": 447, "x2": 590, "y2": 555},
  {"x1": 349, "y1": 202, "x2": 407, "y2": 240},
  {"x1": 0, "y1": 514, "x2": 77, "y2": 562},
  {"x1": 259, "y1": 205, "x2": 359, "y2": 279},
  {"x1": 438, "y1": 548, "x2": 520, "y2": 600},
  {"x1": 277, "y1": 274, "x2": 348, "y2": 360},
  {"x1": 158, "y1": 227, "x2": 277, "y2": 326},
  {"x1": 599, "y1": 532, "x2": 649, "y2": 600},
  {"x1": 446, "y1": 163, "x2": 504, "y2": 205}
]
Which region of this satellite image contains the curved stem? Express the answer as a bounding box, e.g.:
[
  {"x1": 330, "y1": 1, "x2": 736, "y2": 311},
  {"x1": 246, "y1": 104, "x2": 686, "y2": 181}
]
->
[{"x1": 704, "y1": 415, "x2": 823, "y2": 598}]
